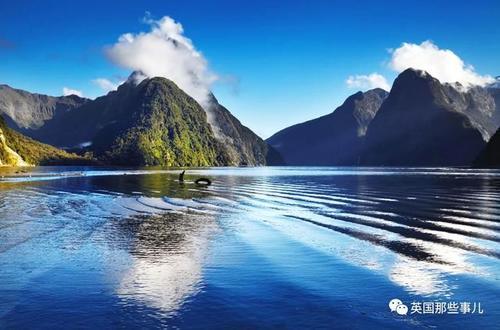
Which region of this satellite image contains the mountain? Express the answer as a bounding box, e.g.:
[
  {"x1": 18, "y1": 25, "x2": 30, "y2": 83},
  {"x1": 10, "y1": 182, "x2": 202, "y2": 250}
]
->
[
  {"x1": 43, "y1": 77, "x2": 230, "y2": 166},
  {"x1": 0, "y1": 115, "x2": 88, "y2": 166},
  {"x1": 267, "y1": 88, "x2": 388, "y2": 165},
  {"x1": 0, "y1": 75, "x2": 278, "y2": 166},
  {"x1": 0, "y1": 84, "x2": 88, "y2": 133},
  {"x1": 361, "y1": 69, "x2": 490, "y2": 166},
  {"x1": 440, "y1": 81, "x2": 500, "y2": 141},
  {"x1": 267, "y1": 69, "x2": 500, "y2": 167},
  {"x1": 206, "y1": 94, "x2": 280, "y2": 165}
]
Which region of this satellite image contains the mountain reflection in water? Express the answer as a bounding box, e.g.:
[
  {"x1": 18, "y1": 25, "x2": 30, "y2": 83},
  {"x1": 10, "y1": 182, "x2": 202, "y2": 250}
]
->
[{"x1": 0, "y1": 167, "x2": 499, "y2": 329}]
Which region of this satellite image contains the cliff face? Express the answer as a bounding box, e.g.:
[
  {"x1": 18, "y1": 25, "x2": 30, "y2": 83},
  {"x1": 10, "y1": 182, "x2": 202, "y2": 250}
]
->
[
  {"x1": 478, "y1": 85, "x2": 500, "y2": 167},
  {"x1": 440, "y1": 83, "x2": 500, "y2": 141},
  {"x1": 361, "y1": 69, "x2": 487, "y2": 166},
  {"x1": 206, "y1": 94, "x2": 270, "y2": 165},
  {"x1": 0, "y1": 84, "x2": 87, "y2": 131},
  {"x1": 0, "y1": 126, "x2": 30, "y2": 166},
  {"x1": 267, "y1": 88, "x2": 388, "y2": 165}
]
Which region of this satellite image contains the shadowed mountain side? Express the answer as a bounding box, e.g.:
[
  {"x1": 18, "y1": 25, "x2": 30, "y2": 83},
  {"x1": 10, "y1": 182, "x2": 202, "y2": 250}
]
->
[
  {"x1": 0, "y1": 115, "x2": 90, "y2": 166},
  {"x1": 0, "y1": 84, "x2": 88, "y2": 132},
  {"x1": 267, "y1": 89, "x2": 388, "y2": 165},
  {"x1": 207, "y1": 94, "x2": 279, "y2": 165},
  {"x1": 361, "y1": 69, "x2": 487, "y2": 166}
]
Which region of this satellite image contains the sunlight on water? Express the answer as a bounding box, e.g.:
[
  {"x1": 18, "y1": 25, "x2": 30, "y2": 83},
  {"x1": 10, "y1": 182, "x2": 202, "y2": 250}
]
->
[{"x1": 0, "y1": 167, "x2": 499, "y2": 328}]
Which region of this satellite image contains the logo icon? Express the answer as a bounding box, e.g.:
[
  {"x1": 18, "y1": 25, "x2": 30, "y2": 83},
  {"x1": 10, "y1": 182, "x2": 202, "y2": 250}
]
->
[{"x1": 389, "y1": 298, "x2": 408, "y2": 315}]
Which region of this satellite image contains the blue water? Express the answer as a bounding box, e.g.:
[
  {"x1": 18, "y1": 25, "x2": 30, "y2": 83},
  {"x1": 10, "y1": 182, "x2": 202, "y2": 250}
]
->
[{"x1": 0, "y1": 167, "x2": 499, "y2": 329}]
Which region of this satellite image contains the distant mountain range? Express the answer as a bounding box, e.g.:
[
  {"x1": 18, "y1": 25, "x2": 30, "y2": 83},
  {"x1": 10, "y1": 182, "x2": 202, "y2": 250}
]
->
[
  {"x1": 0, "y1": 74, "x2": 279, "y2": 166},
  {"x1": 2, "y1": 69, "x2": 500, "y2": 167},
  {"x1": 267, "y1": 88, "x2": 388, "y2": 165},
  {"x1": 0, "y1": 84, "x2": 88, "y2": 131},
  {"x1": 268, "y1": 68, "x2": 500, "y2": 167},
  {"x1": 0, "y1": 115, "x2": 89, "y2": 166}
]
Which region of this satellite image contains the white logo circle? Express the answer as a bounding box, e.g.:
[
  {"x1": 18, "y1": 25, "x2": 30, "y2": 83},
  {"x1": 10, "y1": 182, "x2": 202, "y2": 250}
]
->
[
  {"x1": 389, "y1": 298, "x2": 403, "y2": 312},
  {"x1": 396, "y1": 304, "x2": 408, "y2": 315}
]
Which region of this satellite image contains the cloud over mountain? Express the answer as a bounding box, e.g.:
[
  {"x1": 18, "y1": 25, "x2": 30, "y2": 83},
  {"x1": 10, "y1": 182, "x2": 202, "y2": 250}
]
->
[
  {"x1": 92, "y1": 78, "x2": 120, "y2": 93},
  {"x1": 62, "y1": 87, "x2": 83, "y2": 97},
  {"x1": 346, "y1": 41, "x2": 494, "y2": 90},
  {"x1": 105, "y1": 16, "x2": 217, "y2": 107},
  {"x1": 346, "y1": 73, "x2": 390, "y2": 90},
  {"x1": 389, "y1": 41, "x2": 494, "y2": 87}
]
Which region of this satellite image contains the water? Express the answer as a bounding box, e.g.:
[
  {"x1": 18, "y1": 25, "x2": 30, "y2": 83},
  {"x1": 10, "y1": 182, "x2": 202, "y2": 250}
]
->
[{"x1": 0, "y1": 167, "x2": 499, "y2": 329}]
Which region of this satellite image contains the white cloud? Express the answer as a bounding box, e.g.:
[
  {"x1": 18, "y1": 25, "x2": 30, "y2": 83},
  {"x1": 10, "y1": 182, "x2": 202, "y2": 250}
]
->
[
  {"x1": 389, "y1": 40, "x2": 494, "y2": 87},
  {"x1": 105, "y1": 15, "x2": 217, "y2": 107},
  {"x1": 93, "y1": 78, "x2": 120, "y2": 93},
  {"x1": 346, "y1": 73, "x2": 390, "y2": 91},
  {"x1": 62, "y1": 87, "x2": 83, "y2": 97}
]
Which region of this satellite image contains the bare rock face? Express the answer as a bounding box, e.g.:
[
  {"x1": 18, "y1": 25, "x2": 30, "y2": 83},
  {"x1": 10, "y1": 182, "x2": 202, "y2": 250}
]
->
[
  {"x1": 0, "y1": 84, "x2": 88, "y2": 130},
  {"x1": 267, "y1": 70, "x2": 500, "y2": 167},
  {"x1": 361, "y1": 69, "x2": 488, "y2": 166},
  {"x1": 267, "y1": 88, "x2": 388, "y2": 165},
  {"x1": 206, "y1": 94, "x2": 273, "y2": 166},
  {"x1": 0, "y1": 127, "x2": 30, "y2": 166},
  {"x1": 440, "y1": 82, "x2": 500, "y2": 141}
]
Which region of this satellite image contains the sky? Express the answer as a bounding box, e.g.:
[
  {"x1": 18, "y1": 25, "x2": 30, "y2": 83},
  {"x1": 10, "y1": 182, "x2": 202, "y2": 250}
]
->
[{"x1": 1, "y1": 0, "x2": 499, "y2": 138}]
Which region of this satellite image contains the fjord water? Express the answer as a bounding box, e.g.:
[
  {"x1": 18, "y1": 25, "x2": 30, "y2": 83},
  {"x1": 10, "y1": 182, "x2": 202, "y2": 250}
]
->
[{"x1": 0, "y1": 167, "x2": 499, "y2": 329}]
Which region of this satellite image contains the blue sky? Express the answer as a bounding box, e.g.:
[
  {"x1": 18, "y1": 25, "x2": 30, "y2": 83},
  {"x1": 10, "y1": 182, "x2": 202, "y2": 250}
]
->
[{"x1": 1, "y1": 0, "x2": 499, "y2": 138}]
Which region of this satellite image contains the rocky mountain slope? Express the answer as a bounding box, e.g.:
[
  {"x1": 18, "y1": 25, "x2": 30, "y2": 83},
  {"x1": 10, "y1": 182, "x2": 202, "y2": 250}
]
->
[
  {"x1": 0, "y1": 84, "x2": 87, "y2": 132},
  {"x1": 268, "y1": 69, "x2": 500, "y2": 167},
  {"x1": 0, "y1": 116, "x2": 88, "y2": 166},
  {"x1": 361, "y1": 69, "x2": 489, "y2": 166},
  {"x1": 206, "y1": 94, "x2": 279, "y2": 165},
  {"x1": 267, "y1": 89, "x2": 388, "y2": 165},
  {"x1": 0, "y1": 75, "x2": 277, "y2": 166},
  {"x1": 42, "y1": 77, "x2": 230, "y2": 166},
  {"x1": 440, "y1": 82, "x2": 500, "y2": 141}
]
